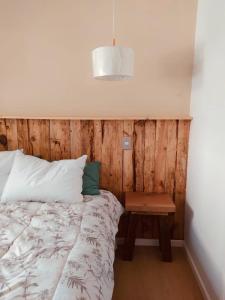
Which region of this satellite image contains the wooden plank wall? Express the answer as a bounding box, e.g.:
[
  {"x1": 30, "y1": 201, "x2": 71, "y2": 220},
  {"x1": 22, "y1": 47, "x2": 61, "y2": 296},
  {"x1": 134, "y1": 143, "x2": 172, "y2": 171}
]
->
[{"x1": 0, "y1": 118, "x2": 190, "y2": 239}]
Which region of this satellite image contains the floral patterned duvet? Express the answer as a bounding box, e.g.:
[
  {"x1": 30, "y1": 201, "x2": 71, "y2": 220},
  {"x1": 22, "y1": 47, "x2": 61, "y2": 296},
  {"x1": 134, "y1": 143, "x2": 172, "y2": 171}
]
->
[{"x1": 0, "y1": 190, "x2": 123, "y2": 300}]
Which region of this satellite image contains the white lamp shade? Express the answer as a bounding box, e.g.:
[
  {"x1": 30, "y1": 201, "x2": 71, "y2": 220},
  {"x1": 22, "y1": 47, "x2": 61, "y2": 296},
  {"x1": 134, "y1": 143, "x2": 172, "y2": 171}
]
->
[{"x1": 92, "y1": 46, "x2": 134, "y2": 80}]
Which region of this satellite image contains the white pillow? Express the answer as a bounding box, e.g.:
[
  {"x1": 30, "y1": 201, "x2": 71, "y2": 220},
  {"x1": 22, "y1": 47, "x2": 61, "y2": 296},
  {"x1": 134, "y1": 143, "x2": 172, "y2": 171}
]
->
[
  {"x1": 0, "y1": 150, "x2": 22, "y2": 198},
  {"x1": 1, "y1": 151, "x2": 87, "y2": 203}
]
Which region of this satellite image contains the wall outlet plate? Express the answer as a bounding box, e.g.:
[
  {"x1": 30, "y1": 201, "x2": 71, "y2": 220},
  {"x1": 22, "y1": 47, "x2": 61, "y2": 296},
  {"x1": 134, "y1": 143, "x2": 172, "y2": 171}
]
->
[{"x1": 122, "y1": 136, "x2": 132, "y2": 150}]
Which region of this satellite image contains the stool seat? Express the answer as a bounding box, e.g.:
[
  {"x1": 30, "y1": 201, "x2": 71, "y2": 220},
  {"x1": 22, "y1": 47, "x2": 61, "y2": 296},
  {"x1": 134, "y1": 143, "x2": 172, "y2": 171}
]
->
[
  {"x1": 125, "y1": 192, "x2": 176, "y2": 214},
  {"x1": 123, "y1": 192, "x2": 176, "y2": 262}
]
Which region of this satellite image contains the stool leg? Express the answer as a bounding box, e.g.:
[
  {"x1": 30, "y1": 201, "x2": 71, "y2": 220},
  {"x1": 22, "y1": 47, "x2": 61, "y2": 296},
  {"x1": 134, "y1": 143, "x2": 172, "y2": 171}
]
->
[
  {"x1": 158, "y1": 216, "x2": 162, "y2": 251},
  {"x1": 159, "y1": 215, "x2": 172, "y2": 262},
  {"x1": 123, "y1": 213, "x2": 138, "y2": 261}
]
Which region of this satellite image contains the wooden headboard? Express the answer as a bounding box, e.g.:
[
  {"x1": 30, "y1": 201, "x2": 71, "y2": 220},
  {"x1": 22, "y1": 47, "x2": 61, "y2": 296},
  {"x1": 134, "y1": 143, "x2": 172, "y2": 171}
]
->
[{"x1": 0, "y1": 118, "x2": 190, "y2": 239}]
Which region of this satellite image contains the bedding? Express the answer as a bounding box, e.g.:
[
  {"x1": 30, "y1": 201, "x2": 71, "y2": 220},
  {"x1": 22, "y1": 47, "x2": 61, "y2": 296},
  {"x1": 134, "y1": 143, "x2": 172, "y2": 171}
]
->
[
  {"x1": 0, "y1": 190, "x2": 123, "y2": 300},
  {"x1": 1, "y1": 152, "x2": 87, "y2": 203},
  {"x1": 0, "y1": 150, "x2": 21, "y2": 197}
]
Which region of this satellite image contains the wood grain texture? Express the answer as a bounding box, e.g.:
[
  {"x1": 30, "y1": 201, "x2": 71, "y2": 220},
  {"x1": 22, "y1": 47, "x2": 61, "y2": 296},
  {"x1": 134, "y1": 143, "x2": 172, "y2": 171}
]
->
[
  {"x1": 29, "y1": 119, "x2": 50, "y2": 160},
  {"x1": 123, "y1": 120, "x2": 134, "y2": 192},
  {"x1": 50, "y1": 120, "x2": 71, "y2": 160},
  {"x1": 80, "y1": 120, "x2": 94, "y2": 160},
  {"x1": 101, "y1": 121, "x2": 123, "y2": 198},
  {"x1": 0, "y1": 119, "x2": 7, "y2": 151},
  {"x1": 5, "y1": 119, "x2": 18, "y2": 150},
  {"x1": 174, "y1": 120, "x2": 190, "y2": 239},
  {"x1": 165, "y1": 120, "x2": 177, "y2": 195},
  {"x1": 144, "y1": 120, "x2": 155, "y2": 193},
  {"x1": 17, "y1": 119, "x2": 32, "y2": 153},
  {"x1": 133, "y1": 121, "x2": 145, "y2": 192},
  {"x1": 70, "y1": 120, "x2": 82, "y2": 158},
  {"x1": 0, "y1": 118, "x2": 191, "y2": 239},
  {"x1": 93, "y1": 120, "x2": 102, "y2": 162},
  {"x1": 154, "y1": 120, "x2": 168, "y2": 193}
]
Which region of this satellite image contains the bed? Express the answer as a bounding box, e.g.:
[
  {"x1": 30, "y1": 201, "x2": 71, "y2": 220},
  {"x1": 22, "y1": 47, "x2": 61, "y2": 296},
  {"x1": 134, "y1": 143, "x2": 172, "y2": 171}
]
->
[{"x1": 0, "y1": 190, "x2": 123, "y2": 300}]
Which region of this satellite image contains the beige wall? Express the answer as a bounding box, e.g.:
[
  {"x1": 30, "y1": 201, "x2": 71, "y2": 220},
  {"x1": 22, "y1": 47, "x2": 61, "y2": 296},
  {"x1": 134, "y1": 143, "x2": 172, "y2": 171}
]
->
[{"x1": 0, "y1": 0, "x2": 197, "y2": 118}]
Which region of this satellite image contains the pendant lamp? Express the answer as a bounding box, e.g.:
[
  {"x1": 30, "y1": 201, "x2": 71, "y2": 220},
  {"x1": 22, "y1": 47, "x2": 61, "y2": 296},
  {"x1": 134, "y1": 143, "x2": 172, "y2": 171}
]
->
[{"x1": 92, "y1": 0, "x2": 134, "y2": 80}]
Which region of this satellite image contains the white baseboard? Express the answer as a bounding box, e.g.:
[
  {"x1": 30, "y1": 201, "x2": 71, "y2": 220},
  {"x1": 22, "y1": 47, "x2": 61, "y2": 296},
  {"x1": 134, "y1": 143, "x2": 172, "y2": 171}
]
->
[
  {"x1": 184, "y1": 243, "x2": 211, "y2": 300},
  {"x1": 116, "y1": 238, "x2": 184, "y2": 247}
]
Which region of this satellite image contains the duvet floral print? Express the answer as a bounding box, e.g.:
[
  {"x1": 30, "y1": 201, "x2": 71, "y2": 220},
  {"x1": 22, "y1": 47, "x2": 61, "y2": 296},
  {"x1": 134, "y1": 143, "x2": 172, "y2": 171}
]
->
[{"x1": 0, "y1": 190, "x2": 123, "y2": 300}]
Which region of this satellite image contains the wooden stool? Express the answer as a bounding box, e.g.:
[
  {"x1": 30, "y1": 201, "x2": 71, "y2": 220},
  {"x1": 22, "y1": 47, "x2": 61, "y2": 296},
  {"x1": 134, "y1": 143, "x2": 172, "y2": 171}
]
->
[{"x1": 123, "y1": 192, "x2": 176, "y2": 262}]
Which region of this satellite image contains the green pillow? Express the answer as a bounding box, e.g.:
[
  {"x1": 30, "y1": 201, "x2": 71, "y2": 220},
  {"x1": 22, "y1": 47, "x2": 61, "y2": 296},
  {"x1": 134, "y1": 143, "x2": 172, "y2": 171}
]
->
[{"x1": 82, "y1": 161, "x2": 101, "y2": 195}]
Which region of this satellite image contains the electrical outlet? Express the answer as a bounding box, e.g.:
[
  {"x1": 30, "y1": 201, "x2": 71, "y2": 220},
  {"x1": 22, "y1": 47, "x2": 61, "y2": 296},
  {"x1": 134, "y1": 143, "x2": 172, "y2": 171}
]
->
[{"x1": 122, "y1": 136, "x2": 132, "y2": 150}]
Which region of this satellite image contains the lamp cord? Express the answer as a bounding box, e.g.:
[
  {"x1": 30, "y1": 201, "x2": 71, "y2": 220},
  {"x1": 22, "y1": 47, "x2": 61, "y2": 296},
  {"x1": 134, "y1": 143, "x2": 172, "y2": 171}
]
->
[{"x1": 112, "y1": 0, "x2": 116, "y2": 46}]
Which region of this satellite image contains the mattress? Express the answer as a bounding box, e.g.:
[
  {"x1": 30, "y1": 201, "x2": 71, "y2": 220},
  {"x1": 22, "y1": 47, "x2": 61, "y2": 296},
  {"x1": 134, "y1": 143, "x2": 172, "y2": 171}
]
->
[{"x1": 0, "y1": 190, "x2": 123, "y2": 300}]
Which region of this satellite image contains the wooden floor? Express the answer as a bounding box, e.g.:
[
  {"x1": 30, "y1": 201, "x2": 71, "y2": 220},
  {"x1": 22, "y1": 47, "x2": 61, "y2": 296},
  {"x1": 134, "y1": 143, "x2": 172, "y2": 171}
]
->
[{"x1": 113, "y1": 247, "x2": 203, "y2": 300}]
